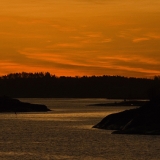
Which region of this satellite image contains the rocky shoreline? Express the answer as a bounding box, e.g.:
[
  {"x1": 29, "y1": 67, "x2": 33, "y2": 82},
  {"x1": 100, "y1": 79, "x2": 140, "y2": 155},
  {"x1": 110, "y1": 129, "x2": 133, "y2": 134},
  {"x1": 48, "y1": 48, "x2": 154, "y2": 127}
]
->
[
  {"x1": 93, "y1": 100, "x2": 160, "y2": 135},
  {"x1": 0, "y1": 96, "x2": 51, "y2": 112}
]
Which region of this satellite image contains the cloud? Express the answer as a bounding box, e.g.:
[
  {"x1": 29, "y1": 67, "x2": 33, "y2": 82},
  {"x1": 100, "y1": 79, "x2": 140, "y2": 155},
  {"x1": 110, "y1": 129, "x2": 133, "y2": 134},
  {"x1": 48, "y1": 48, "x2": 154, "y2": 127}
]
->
[
  {"x1": 18, "y1": 48, "x2": 97, "y2": 68},
  {"x1": 17, "y1": 47, "x2": 160, "y2": 78},
  {"x1": 51, "y1": 24, "x2": 77, "y2": 32},
  {"x1": 1, "y1": 1, "x2": 160, "y2": 78},
  {"x1": 133, "y1": 37, "x2": 150, "y2": 43},
  {"x1": 0, "y1": 61, "x2": 37, "y2": 75},
  {"x1": 113, "y1": 65, "x2": 160, "y2": 75},
  {"x1": 0, "y1": 60, "x2": 70, "y2": 76},
  {"x1": 101, "y1": 38, "x2": 112, "y2": 43},
  {"x1": 94, "y1": 55, "x2": 160, "y2": 77},
  {"x1": 47, "y1": 43, "x2": 82, "y2": 49},
  {"x1": 132, "y1": 32, "x2": 160, "y2": 43},
  {"x1": 99, "y1": 55, "x2": 159, "y2": 65},
  {"x1": 85, "y1": 32, "x2": 102, "y2": 38},
  {"x1": 1, "y1": 50, "x2": 160, "y2": 78},
  {"x1": 145, "y1": 33, "x2": 160, "y2": 39}
]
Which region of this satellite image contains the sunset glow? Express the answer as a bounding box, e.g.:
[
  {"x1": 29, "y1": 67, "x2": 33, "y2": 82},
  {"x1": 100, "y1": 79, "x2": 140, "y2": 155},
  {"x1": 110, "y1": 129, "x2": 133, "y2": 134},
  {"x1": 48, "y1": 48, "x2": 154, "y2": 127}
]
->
[{"x1": 1, "y1": 0, "x2": 160, "y2": 77}]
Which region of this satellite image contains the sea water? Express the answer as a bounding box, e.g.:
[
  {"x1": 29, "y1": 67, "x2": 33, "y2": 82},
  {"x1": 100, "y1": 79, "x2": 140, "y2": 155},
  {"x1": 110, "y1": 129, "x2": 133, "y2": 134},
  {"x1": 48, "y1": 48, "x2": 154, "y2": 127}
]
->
[{"x1": 0, "y1": 98, "x2": 160, "y2": 160}]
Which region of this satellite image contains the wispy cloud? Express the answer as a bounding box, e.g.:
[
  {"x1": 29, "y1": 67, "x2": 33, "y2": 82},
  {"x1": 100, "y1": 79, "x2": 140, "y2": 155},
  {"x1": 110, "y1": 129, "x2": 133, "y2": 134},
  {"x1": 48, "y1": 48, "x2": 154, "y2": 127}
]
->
[
  {"x1": 1, "y1": 0, "x2": 160, "y2": 78},
  {"x1": 133, "y1": 37, "x2": 150, "y2": 43},
  {"x1": 1, "y1": 50, "x2": 160, "y2": 78},
  {"x1": 145, "y1": 32, "x2": 160, "y2": 39},
  {"x1": 0, "y1": 60, "x2": 66, "y2": 76},
  {"x1": 17, "y1": 47, "x2": 160, "y2": 77},
  {"x1": 101, "y1": 38, "x2": 112, "y2": 43},
  {"x1": 85, "y1": 32, "x2": 102, "y2": 38},
  {"x1": 99, "y1": 55, "x2": 159, "y2": 65},
  {"x1": 51, "y1": 24, "x2": 77, "y2": 32},
  {"x1": 47, "y1": 43, "x2": 82, "y2": 49},
  {"x1": 0, "y1": 61, "x2": 38, "y2": 75},
  {"x1": 18, "y1": 48, "x2": 97, "y2": 67}
]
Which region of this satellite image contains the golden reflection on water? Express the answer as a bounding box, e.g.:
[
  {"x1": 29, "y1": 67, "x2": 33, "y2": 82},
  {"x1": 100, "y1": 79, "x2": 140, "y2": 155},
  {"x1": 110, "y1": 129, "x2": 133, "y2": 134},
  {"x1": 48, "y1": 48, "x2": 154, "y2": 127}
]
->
[
  {"x1": 0, "y1": 110, "x2": 122, "y2": 121},
  {"x1": 0, "y1": 151, "x2": 36, "y2": 156},
  {"x1": 2, "y1": 99, "x2": 157, "y2": 160}
]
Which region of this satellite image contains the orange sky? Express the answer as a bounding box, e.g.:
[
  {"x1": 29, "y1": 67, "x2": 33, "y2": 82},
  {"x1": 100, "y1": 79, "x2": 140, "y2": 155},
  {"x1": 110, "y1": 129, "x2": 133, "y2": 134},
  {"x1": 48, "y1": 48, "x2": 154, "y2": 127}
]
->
[{"x1": 0, "y1": 0, "x2": 160, "y2": 78}]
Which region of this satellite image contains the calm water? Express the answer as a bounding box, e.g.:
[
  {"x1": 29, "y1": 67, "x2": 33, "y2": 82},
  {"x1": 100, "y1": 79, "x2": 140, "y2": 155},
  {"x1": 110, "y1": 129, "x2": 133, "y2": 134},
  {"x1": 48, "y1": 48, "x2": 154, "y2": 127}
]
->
[{"x1": 0, "y1": 98, "x2": 160, "y2": 160}]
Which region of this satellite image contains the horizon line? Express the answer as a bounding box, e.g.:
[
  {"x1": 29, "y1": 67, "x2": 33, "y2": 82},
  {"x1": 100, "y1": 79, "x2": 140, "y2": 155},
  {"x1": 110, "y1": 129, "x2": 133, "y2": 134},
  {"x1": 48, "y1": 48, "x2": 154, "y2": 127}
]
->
[{"x1": 0, "y1": 72, "x2": 158, "y2": 80}]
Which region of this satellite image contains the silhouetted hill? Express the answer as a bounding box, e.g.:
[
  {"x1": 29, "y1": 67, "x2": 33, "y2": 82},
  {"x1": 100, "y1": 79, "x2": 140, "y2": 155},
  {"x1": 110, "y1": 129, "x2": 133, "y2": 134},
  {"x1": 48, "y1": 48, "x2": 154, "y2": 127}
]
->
[
  {"x1": 0, "y1": 72, "x2": 159, "y2": 98},
  {"x1": 0, "y1": 96, "x2": 50, "y2": 112}
]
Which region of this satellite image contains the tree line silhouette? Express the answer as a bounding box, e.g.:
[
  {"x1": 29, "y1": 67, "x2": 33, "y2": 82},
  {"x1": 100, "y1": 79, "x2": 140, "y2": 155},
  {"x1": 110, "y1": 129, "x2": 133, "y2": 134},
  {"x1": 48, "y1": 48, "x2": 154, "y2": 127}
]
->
[{"x1": 0, "y1": 72, "x2": 160, "y2": 99}]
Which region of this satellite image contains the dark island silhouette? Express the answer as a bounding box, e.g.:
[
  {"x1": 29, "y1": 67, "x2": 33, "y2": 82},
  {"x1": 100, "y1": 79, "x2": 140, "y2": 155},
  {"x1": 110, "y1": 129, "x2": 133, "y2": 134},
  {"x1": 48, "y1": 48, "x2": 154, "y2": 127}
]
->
[
  {"x1": 0, "y1": 96, "x2": 51, "y2": 112},
  {"x1": 93, "y1": 89, "x2": 160, "y2": 135}
]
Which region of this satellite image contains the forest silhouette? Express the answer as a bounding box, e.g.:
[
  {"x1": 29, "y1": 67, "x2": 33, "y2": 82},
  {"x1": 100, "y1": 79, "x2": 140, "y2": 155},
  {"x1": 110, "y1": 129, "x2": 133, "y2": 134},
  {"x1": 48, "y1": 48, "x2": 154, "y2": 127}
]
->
[{"x1": 0, "y1": 72, "x2": 160, "y2": 99}]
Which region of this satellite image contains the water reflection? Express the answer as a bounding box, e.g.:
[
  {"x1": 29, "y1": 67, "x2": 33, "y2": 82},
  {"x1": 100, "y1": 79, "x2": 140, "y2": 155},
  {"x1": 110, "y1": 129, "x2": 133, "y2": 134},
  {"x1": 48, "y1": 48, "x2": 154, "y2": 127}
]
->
[{"x1": 0, "y1": 99, "x2": 160, "y2": 160}]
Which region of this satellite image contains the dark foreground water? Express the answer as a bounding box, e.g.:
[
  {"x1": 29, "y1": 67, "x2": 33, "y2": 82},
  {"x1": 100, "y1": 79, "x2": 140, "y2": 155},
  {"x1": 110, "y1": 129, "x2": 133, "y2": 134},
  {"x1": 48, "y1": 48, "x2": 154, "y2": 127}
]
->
[{"x1": 0, "y1": 98, "x2": 160, "y2": 160}]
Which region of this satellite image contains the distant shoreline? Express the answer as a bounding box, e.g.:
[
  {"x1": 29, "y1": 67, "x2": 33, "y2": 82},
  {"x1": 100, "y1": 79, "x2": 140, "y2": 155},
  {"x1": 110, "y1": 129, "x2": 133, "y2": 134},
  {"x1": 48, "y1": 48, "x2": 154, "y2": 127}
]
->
[
  {"x1": 88, "y1": 99, "x2": 149, "y2": 107},
  {"x1": 0, "y1": 72, "x2": 157, "y2": 99}
]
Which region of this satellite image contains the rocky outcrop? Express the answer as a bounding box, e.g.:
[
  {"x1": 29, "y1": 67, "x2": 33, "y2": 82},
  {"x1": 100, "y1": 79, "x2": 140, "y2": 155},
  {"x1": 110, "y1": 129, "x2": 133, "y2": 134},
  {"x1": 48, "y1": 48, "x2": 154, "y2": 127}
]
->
[
  {"x1": 93, "y1": 100, "x2": 160, "y2": 135},
  {"x1": 0, "y1": 96, "x2": 51, "y2": 112}
]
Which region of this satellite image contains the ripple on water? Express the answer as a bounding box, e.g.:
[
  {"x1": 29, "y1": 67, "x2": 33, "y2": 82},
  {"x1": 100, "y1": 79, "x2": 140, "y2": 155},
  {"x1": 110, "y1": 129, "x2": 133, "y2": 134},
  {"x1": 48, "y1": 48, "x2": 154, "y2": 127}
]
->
[{"x1": 0, "y1": 99, "x2": 160, "y2": 160}]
